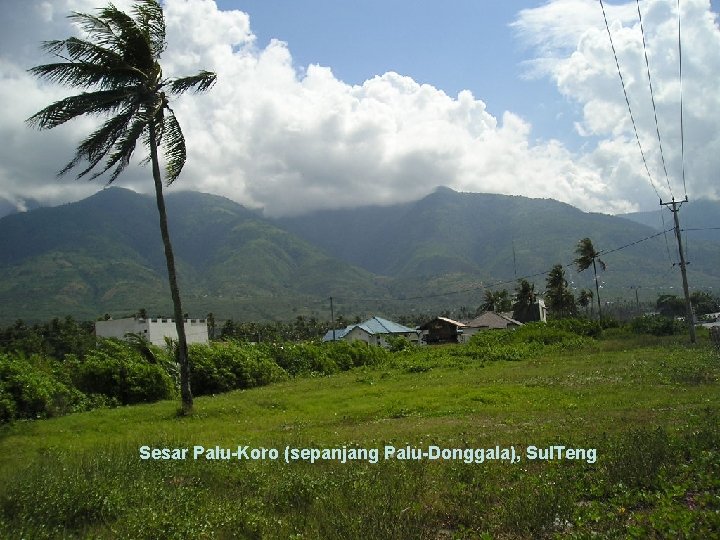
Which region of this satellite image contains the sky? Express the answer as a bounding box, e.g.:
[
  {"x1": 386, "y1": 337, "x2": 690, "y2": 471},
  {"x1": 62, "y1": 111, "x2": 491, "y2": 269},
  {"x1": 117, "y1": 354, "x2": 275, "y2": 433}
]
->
[{"x1": 0, "y1": 0, "x2": 718, "y2": 217}]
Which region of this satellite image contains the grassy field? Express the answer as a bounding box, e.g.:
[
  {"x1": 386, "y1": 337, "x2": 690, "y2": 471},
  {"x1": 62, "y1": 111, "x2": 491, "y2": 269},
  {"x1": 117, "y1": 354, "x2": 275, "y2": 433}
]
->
[{"x1": 1, "y1": 331, "x2": 719, "y2": 538}]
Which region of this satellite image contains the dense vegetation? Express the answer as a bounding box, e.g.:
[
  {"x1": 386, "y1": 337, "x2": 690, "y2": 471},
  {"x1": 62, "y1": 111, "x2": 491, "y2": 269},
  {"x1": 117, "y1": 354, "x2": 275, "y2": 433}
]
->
[
  {"x1": 0, "y1": 314, "x2": 702, "y2": 424},
  {"x1": 0, "y1": 314, "x2": 394, "y2": 423}
]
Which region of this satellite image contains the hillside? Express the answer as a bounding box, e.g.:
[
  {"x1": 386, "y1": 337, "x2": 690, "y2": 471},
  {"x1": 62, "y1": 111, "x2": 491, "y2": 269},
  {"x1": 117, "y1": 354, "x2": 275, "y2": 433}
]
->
[
  {"x1": 1, "y1": 187, "x2": 718, "y2": 324},
  {"x1": 275, "y1": 186, "x2": 720, "y2": 298},
  {"x1": 621, "y1": 198, "x2": 720, "y2": 243},
  {"x1": 0, "y1": 188, "x2": 383, "y2": 323}
]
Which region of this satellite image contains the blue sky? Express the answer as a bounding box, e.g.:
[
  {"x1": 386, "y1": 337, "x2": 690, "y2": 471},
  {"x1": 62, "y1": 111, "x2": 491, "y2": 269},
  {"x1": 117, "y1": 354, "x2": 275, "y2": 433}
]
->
[{"x1": 217, "y1": 0, "x2": 576, "y2": 146}]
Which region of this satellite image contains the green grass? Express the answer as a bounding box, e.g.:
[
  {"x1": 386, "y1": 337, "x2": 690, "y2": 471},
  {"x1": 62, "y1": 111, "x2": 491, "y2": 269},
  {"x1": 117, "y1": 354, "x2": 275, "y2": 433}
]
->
[{"x1": 1, "y1": 333, "x2": 719, "y2": 538}]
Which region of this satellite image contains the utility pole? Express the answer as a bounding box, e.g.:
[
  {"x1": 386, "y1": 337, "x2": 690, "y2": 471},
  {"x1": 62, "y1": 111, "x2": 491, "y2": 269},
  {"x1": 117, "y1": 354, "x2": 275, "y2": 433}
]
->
[
  {"x1": 329, "y1": 296, "x2": 336, "y2": 341},
  {"x1": 632, "y1": 286, "x2": 640, "y2": 314},
  {"x1": 661, "y1": 197, "x2": 696, "y2": 343}
]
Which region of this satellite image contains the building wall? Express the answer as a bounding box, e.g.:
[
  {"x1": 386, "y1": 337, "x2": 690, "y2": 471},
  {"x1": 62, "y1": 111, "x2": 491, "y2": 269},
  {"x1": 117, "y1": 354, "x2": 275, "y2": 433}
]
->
[
  {"x1": 339, "y1": 327, "x2": 419, "y2": 348},
  {"x1": 345, "y1": 326, "x2": 373, "y2": 345},
  {"x1": 95, "y1": 318, "x2": 209, "y2": 346},
  {"x1": 95, "y1": 318, "x2": 144, "y2": 340},
  {"x1": 421, "y1": 319, "x2": 463, "y2": 344}
]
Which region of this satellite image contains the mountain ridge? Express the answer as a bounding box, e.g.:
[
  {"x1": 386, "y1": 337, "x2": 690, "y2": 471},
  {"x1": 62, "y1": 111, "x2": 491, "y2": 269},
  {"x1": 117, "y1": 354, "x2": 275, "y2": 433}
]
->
[{"x1": 1, "y1": 187, "x2": 718, "y2": 324}]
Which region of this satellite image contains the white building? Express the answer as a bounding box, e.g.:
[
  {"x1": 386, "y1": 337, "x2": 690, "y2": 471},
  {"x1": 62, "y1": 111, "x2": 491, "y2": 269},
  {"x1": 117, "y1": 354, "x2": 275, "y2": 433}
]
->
[{"x1": 95, "y1": 317, "x2": 209, "y2": 346}]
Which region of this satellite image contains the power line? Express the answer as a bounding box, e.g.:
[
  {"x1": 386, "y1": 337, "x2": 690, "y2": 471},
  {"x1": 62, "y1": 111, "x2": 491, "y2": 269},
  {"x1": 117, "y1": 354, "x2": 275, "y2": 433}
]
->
[
  {"x1": 599, "y1": 0, "x2": 661, "y2": 201},
  {"x1": 636, "y1": 0, "x2": 673, "y2": 197},
  {"x1": 330, "y1": 228, "x2": 675, "y2": 305},
  {"x1": 677, "y1": 0, "x2": 689, "y2": 198},
  {"x1": 597, "y1": 228, "x2": 674, "y2": 257}
]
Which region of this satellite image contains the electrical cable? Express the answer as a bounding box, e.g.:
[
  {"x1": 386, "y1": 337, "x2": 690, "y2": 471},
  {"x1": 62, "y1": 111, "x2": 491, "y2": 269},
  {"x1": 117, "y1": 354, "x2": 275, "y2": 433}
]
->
[
  {"x1": 599, "y1": 0, "x2": 662, "y2": 201},
  {"x1": 329, "y1": 228, "x2": 675, "y2": 305},
  {"x1": 677, "y1": 0, "x2": 689, "y2": 198},
  {"x1": 636, "y1": 0, "x2": 673, "y2": 198}
]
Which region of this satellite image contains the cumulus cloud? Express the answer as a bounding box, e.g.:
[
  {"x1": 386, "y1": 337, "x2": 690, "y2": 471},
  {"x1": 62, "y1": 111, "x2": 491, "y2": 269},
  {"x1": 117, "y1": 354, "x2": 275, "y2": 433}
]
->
[
  {"x1": 1, "y1": 0, "x2": 717, "y2": 217},
  {"x1": 514, "y1": 0, "x2": 720, "y2": 205}
]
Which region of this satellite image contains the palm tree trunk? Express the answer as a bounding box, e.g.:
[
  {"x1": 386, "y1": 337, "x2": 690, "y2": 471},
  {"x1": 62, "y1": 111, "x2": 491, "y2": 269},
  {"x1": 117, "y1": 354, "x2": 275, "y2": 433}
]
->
[
  {"x1": 592, "y1": 259, "x2": 602, "y2": 320},
  {"x1": 148, "y1": 121, "x2": 193, "y2": 414}
]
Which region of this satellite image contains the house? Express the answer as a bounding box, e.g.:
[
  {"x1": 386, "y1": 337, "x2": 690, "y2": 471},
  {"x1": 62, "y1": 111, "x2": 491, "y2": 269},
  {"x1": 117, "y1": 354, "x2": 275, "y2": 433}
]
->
[
  {"x1": 95, "y1": 317, "x2": 209, "y2": 346},
  {"x1": 418, "y1": 317, "x2": 467, "y2": 344},
  {"x1": 322, "y1": 316, "x2": 419, "y2": 347},
  {"x1": 459, "y1": 311, "x2": 523, "y2": 343}
]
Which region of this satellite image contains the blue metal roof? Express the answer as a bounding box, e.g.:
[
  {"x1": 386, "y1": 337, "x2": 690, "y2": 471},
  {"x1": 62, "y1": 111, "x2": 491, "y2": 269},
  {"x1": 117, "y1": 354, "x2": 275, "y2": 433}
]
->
[{"x1": 322, "y1": 316, "x2": 415, "y2": 341}]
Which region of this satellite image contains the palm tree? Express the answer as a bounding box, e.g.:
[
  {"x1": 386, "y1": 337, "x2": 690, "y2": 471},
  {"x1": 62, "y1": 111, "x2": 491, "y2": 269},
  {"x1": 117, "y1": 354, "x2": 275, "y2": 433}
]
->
[
  {"x1": 545, "y1": 264, "x2": 577, "y2": 319},
  {"x1": 27, "y1": 0, "x2": 216, "y2": 414},
  {"x1": 479, "y1": 289, "x2": 511, "y2": 313},
  {"x1": 574, "y1": 238, "x2": 606, "y2": 320},
  {"x1": 578, "y1": 288, "x2": 594, "y2": 317},
  {"x1": 512, "y1": 279, "x2": 537, "y2": 323}
]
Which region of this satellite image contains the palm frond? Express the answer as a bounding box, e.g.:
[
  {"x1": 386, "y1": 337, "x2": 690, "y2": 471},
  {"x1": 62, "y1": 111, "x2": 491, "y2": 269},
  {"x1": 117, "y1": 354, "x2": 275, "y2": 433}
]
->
[
  {"x1": 98, "y1": 4, "x2": 154, "y2": 70},
  {"x1": 167, "y1": 71, "x2": 217, "y2": 95},
  {"x1": 67, "y1": 11, "x2": 123, "y2": 53},
  {"x1": 29, "y1": 61, "x2": 143, "y2": 90},
  {"x1": 132, "y1": 0, "x2": 166, "y2": 57},
  {"x1": 72, "y1": 5, "x2": 153, "y2": 70},
  {"x1": 161, "y1": 107, "x2": 186, "y2": 184},
  {"x1": 26, "y1": 88, "x2": 139, "y2": 129},
  {"x1": 42, "y1": 37, "x2": 148, "y2": 82},
  {"x1": 59, "y1": 103, "x2": 140, "y2": 178},
  {"x1": 90, "y1": 116, "x2": 148, "y2": 183},
  {"x1": 574, "y1": 237, "x2": 597, "y2": 272}
]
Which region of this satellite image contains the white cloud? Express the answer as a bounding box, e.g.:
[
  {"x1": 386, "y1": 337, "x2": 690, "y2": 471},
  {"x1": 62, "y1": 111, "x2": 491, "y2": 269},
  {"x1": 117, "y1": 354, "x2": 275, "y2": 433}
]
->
[
  {"x1": 514, "y1": 0, "x2": 720, "y2": 206},
  {"x1": 1, "y1": 0, "x2": 717, "y2": 217}
]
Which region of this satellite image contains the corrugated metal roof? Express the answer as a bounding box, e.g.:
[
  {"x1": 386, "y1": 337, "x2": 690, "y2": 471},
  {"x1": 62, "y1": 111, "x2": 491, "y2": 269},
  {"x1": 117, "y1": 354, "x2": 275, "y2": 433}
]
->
[
  {"x1": 359, "y1": 316, "x2": 415, "y2": 335},
  {"x1": 465, "y1": 311, "x2": 522, "y2": 329},
  {"x1": 322, "y1": 326, "x2": 352, "y2": 341},
  {"x1": 419, "y1": 316, "x2": 466, "y2": 330},
  {"x1": 322, "y1": 316, "x2": 415, "y2": 341}
]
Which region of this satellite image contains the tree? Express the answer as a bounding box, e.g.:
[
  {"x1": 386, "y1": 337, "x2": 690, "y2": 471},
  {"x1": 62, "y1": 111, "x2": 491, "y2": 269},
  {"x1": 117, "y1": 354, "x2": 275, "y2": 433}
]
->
[
  {"x1": 657, "y1": 294, "x2": 686, "y2": 318},
  {"x1": 479, "y1": 289, "x2": 512, "y2": 314},
  {"x1": 27, "y1": 1, "x2": 216, "y2": 414},
  {"x1": 689, "y1": 291, "x2": 719, "y2": 315},
  {"x1": 545, "y1": 264, "x2": 577, "y2": 318},
  {"x1": 512, "y1": 279, "x2": 537, "y2": 323},
  {"x1": 574, "y1": 238, "x2": 606, "y2": 319},
  {"x1": 578, "y1": 289, "x2": 594, "y2": 317}
]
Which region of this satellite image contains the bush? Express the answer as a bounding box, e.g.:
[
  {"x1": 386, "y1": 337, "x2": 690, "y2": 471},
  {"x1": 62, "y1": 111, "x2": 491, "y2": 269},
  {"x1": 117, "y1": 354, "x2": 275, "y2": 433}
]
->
[
  {"x1": 465, "y1": 320, "x2": 592, "y2": 362},
  {"x1": 263, "y1": 342, "x2": 338, "y2": 376},
  {"x1": 187, "y1": 342, "x2": 288, "y2": 396},
  {"x1": 71, "y1": 340, "x2": 175, "y2": 405},
  {"x1": 630, "y1": 315, "x2": 685, "y2": 336},
  {"x1": 547, "y1": 318, "x2": 603, "y2": 338},
  {"x1": 324, "y1": 340, "x2": 389, "y2": 369},
  {"x1": 0, "y1": 353, "x2": 85, "y2": 421},
  {"x1": 385, "y1": 335, "x2": 414, "y2": 353}
]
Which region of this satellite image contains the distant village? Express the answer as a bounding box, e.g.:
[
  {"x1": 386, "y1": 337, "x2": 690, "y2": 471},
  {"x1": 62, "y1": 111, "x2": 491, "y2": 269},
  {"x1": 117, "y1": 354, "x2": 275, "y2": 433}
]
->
[{"x1": 95, "y1": 300, "x2": 550, "y2": 349}]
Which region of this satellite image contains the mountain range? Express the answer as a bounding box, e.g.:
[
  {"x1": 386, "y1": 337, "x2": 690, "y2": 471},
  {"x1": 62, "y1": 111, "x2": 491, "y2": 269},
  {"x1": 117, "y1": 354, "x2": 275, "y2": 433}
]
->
[{"x1": 0, "y1": 187, "x2": 717, "y2": 324}]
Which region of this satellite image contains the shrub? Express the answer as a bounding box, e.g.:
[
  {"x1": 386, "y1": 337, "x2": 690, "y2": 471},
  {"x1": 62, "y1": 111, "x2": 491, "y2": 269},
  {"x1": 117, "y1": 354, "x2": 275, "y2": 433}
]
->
[
  {"x1": 630, "y1": 315, "x2": 685, "y2": 336},
  {"x1": 324, "y1": 340, "x2": 389, "y2": 369},
  {"x1": 263, "y1": 342, "x2": 338, "y2": 376},
  {"x1": 187, "y1": 342, "x2": 288, "y2": 396},
  {"x1": 0, "y1": 353, "x2": 84, "y2": 421},
  {"x1": 385, "y1": 335, "x2": 414, "y2": 353},
  {"x1": 71, "y1": 340, "x2": 175, "y2": 405},
  {"x1": 546, "y1": 318, "x2": 603, "y2": 338}
]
